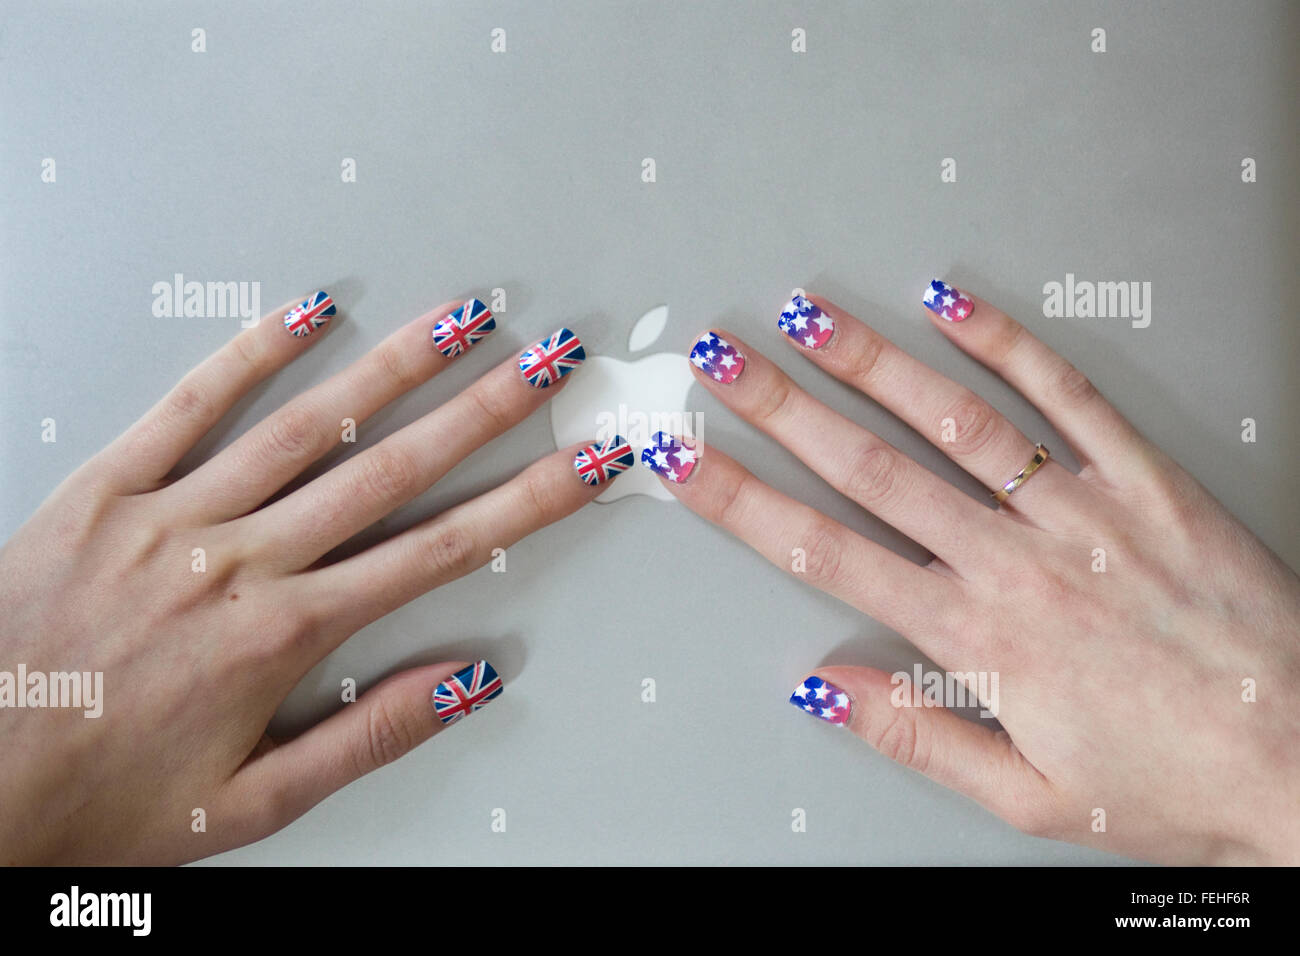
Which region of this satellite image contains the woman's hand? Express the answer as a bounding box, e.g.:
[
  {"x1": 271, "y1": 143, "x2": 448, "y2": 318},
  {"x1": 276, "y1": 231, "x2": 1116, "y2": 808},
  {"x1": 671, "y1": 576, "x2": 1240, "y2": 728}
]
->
[
  {"x1": 646, "y1": 284, "x2": 1300, "y2": 865},
  {"x1": 0, "y1": 293, "x2": 624, "y2": 864}
]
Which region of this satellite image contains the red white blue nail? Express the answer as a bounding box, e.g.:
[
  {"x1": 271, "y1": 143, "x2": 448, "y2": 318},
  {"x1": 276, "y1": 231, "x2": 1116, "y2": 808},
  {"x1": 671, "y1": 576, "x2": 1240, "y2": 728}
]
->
[
  {"x1": 519, "y1": 327, "x2": 585, "y2": 387},
  {"x1": 284, "y1": 291, "x2": 336, "y2": 337},
  {"x1": 778, "y1": 295, "x2": 834, "y2": 349},
  {"x1": 432, "y1": 660, "x2": 503, "y2": 726},
  {"x1": 574, "y1": 435, "x2": 635, "y2": 486},
  {"x1": 789, "y1": 675, "x2": 851, "y2": 726},
  {"x1": 923, "y1": 279, "x2": 974, "y2": 322},
  {"x1": 640, "y1": 431, "x2": 697, "y2": 483},
  {"x1": 690, "y1": 331, "x2": 745, "y2": 384},
  {"x1": 432, "y1": 297, "x2": 495, "y2": 358}
]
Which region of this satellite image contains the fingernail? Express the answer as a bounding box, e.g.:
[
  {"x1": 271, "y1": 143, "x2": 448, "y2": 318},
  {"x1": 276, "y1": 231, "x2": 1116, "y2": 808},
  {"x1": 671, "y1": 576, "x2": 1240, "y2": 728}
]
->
[
  {"x1": 640, "y1": 431, "x2": 697, "y2": 483},
  {"x1": 519, "y1": 327, "x2": 585, "y2": 387},
  {"x1": 923, "y1": 279, "x2": 975, "y2": 322},
  {"x1": 433, "y1": 660, "x2": 504, "y2": 725},
  {"x1": 432, "y1": 297, "x2": 496, "y2": 358},
  {"x1": 574, "y1": 435, "x2": 635, "y2": 485},
  {"x1": 284, "y1": 291, "x2": 336, "y2": 337},
  {"x1": 689, "y1": 331, "x2": 746, "y2": 384},
  {"x1": 778, "y1": 294, "x2": 834, "y2": 349},
  {"x1": 789, "y1": 675, "x2": 851, "y2": 726}
]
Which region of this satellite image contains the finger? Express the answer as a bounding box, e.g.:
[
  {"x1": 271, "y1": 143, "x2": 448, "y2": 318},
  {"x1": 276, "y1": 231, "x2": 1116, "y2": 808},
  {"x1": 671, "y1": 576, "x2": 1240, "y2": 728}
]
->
[
  {"x1": 789, "y1": 665, "x2": 1057, "y2": 836},
  {"x1": 642, "y1": 438, "x2": 964, "y2": 654},
  {"x1": 301, "y1": 438, "x2": 629, "y2": 638},
  {"x1": 96, "y1": 292, "x2": 337, "y2": 491},
  {"x1": 169, "y1": 297, "x2": 494, "y2": 522},
  {"x1": 772, "y1": 296, "x2": 1079, "y2": 524},
  {"x1": 251, "y1": 327, "x2": 585, "y2": 570},
  {"x1": 222, "y1": 660, "x2": 503, "y2": 843},
  {"x1": 685, "y1": 328, "x2": 998, "y2": 568},
  {"x1": 919, "y1": 278, "x2": 1148, "y2": 481}
]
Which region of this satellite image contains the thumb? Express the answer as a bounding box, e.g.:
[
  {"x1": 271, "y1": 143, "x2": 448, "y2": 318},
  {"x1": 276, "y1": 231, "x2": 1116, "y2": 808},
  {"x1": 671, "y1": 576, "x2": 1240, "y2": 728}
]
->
[
  {"x1": 221, "y1": 660, "x2": 503, "y2": 844},
  {"x1": 790, "y1": 665, "x2": 1058, "y2": 837}
]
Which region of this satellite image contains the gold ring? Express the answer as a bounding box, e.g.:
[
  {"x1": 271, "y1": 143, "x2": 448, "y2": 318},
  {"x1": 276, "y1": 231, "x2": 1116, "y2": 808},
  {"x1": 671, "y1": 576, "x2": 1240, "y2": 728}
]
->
[{"x1": 992, "y1": 443, "x2": 1049, "y2": 502}]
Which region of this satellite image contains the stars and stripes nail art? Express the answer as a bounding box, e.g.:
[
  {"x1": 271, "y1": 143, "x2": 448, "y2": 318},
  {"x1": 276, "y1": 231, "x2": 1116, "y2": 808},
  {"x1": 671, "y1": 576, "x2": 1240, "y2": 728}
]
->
[
  {"x1": 432, "y1": 298, "x2": 496, "y2": 358},
  {"x1": 574, "y1": 435, "x2": 635, "y2": 485},
  {"x1": 640, "y1": 431, "x2": 697, "y2": 483},
  {"x1": 689, "y1": 331, "x2": 745, "y2": 384},
  {"x1": 283, "y1": 291, "x2": 336, "y2": 337},
  {"x1": 518, "y1": 327, "x2": 585, "y2": 387},
  {"x1": 923, "y1": 279, "x2": 974, "y2": 322},
  {"x1": 789, "y1": 675, "x2": 851, "y2": 726},
  {"x1": 778, "y1": 295, "x2": 834, "y2": 349},
  {"x1": 432, "y1": 660, "x2": 503, "y2": 726}
]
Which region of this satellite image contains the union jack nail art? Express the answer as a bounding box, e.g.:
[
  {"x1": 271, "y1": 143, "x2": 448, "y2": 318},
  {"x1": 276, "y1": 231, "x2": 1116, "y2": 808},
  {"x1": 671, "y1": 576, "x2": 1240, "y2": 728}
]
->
[
  {"x1": 689, "y1": 331, "x2": 745, "y2": 384},
  {"x1": 778, "y1": 295, "x2": 834, "y2": 349},
  {"x1": 640, "y1": 431, "x2": 697, "y2": 483},
  {"x1": 432, "y1": 298, "x2": 495, "y2": 358},
  {"x1": 789, "y1": 675, "x2": 851, "y2": 726},
  {"x1": 519, "y1": 327, "x2": 585, "y2": 387},
  {"x1": 284, "y1": 291, "x2": 336, "y2": 337},
  {"x1": 574, "y1": 435, "x2": 635, "y2": 485},
  {"x1": 433, "y1": 660, "x2": 504, "y2": 726},
  {"x1": 923, "y1": 279, "x2": 975, "y2": 322}
]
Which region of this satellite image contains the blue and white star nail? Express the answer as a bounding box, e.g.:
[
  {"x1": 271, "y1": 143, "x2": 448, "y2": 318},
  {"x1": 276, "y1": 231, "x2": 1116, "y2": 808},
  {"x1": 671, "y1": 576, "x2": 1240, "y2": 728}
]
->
[
  {"x1": 432, "y1": 298, "x2": 496, "y2": 358},
  {"x1": 432, "y1": 660, "x2": 504, "y2": 726},
  {"x1": 284, "y1": 291, "x2": 336, "y2": 337},
  {"x1": 777, "y1": 295, "x2": 834, "y2": 349},
  {"x1": 789, "y1": 675, "x2": 851, "y2": 726},
  {"x1": 689, "y1": 331, "x2": 746, "y2": 384},
  {"x1": 923, "y1": 279, "x2": 974, "y2": 322},
  {"x1": 640, "y1": 431, "x2": 697, "y2": 483}
]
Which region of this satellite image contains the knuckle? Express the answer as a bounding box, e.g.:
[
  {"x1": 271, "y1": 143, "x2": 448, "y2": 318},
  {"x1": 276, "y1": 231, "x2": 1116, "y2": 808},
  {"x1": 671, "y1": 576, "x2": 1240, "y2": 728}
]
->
[
  {"x1": 842, "y1": 442, "x2": 904, "y2": 509},
  {"x1": 362, "y1": 698, "x2": 418, "y2": 771},
  {"x1": 264, "y1": 405, "x2": 323, "y2": 460},
  {"x1": 713, "y1": 471, "x2": 756, "y2": 529},
  {"x1": 1044, "y1": 359, "x2": 1099, "y2": 410},
  {"x1": 799, "y1": 521, "x2": 846, "y2": 587},
  {"x1": 165, "y1": 382, "x2": 215, "y2": 427},
  {"x1": 942, "y1": 393, "x2": 1002, "y2": 459},
  {"x1": 376, "y1": 344, "x2": 422, "y2": 392},
  {"x1": 748, "y1": 375, "x2": 796, "y2": 426},
  {"x1": 842, "y1": 330, "x2": 888, "y2": 386},
  {"x1": 869, "y1": 706, "x2": 929, "y2": 774},
  {"x1": 419, "y1": 523, "x2": 480, "y2": 582},
  {"x1": 468, "y1": 384, "x2": 516, "y2": 434},
  {"x1": 518, "y1": 470, "x2": 558, "y2": 520},
  {"x1": 989, "y1": 319, "x2": 1028, "y2": 367},
  {"x1": 356, "y1": 444, "x2": 423, "y2": 503},
  {"x1": 230, "y1": 330, "x2": 267, "y2": 375}
]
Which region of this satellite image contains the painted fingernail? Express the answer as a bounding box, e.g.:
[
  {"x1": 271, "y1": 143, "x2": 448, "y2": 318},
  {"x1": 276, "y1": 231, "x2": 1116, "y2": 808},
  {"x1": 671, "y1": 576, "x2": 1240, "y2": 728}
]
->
[
  {"x1": 574, "y1": 435, "x2": 635, "y2": 486},
  {"x1": 923, "y1": 279, "x2": 975, "y2": 322},
  {"x1": 778, "y1": 294, "x2": 834, "y2": 349},
  {"x1": 284, "y1": 291, "x2": 336, "y2": 337},
  {"x1": 432, "y1": 297, "x2": 496, "y2": 358},
  {"x1": 433, "y1": 660, "x2": 504, "y2": 726},
  {"x1": 789, "y1": 675, "x2": 851, "y2": 726},
  {"x1": 640, "y1": 431, "x2": 697, "y2": 483},
  {"x1": 519, "y1": 327, "x2": 585, "y2": 387},
  {"x1": 689, "y1": 331, "x2": 745, "y2": 384}
]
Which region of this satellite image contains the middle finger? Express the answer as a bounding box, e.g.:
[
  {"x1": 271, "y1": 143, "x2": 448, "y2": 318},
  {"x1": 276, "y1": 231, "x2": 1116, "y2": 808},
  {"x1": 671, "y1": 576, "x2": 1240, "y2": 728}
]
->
[
  {"x1": 247, "y1": 327, "x2": 584, "y2": 570},
  {"x1": 686, "y1": 329, "x2": 997, "y2": 568}
]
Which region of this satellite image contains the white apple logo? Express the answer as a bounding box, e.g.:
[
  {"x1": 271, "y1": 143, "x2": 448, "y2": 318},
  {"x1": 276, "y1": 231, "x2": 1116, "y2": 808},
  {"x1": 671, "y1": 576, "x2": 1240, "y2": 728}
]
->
[{"x1": 550, "y1": 305, "x2": 698, "y2": 503}]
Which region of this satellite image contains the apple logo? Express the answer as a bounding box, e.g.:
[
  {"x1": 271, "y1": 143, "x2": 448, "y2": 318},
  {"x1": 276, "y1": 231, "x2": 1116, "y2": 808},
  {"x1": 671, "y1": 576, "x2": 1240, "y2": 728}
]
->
[{"x1": 550, "y1": 305, "x2": 698, "y2": 503}]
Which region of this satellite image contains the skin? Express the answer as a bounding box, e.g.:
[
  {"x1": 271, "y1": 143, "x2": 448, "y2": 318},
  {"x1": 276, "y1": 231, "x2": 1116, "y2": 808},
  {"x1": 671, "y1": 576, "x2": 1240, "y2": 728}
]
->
[
  {"x1": 1, "y1": 288, "x2": 1297, "y2": 865},
  {"x1": 655, "y1": 292, "x2": 1300, "y2": 865},
  {"x1": 0, "y1": 297, "x2": 609, "y2": 865}
]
